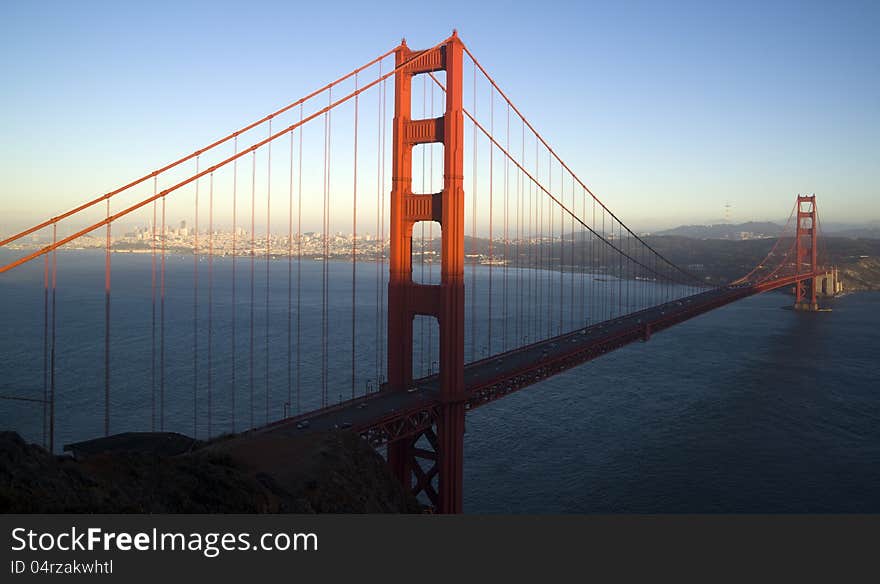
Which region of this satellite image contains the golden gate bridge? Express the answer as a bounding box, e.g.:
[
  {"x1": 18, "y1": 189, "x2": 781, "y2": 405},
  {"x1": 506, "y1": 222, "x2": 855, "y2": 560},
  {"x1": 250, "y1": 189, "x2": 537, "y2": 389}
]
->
[{"x1": 0, "y1": 32, "x2": 828, "y2": 513}]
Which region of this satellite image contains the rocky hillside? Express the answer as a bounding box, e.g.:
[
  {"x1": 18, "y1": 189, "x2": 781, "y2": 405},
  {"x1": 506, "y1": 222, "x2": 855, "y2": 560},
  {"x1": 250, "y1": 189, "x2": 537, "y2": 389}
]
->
[
  {"x1": 641, "y1": 235, "x2": 880, "y2": 291},
  {"x1": 838, "y1": 256, "x2": 880, "y2": 292},
  {"x1": 655, "y1": 221, "x2": 782, "y2": 239},
  {"x1": 0, "y1": 431, "x2": 420, "y2": 513}
]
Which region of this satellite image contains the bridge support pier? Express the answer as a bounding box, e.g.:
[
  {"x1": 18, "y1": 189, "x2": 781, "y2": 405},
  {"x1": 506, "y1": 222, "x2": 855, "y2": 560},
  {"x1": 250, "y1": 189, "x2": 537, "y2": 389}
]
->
[
  {"x1": 387, "y1": 32, "x2": 466, "y2": 513},
  {"x1": 436, "y1": 402, "x2": 465, "y2": 512},
  {"x1": 793, "y1": 298, "x2": 819, "y2": 312}
]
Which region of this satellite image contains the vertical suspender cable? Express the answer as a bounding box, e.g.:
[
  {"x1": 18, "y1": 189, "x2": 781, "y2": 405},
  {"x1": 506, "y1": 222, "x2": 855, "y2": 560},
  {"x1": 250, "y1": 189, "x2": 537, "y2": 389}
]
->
[
  {"x1": 428, "y1": 79, "x2": 434, "y2": 368},
  {"x1": 535, "y1": 141, "x2": 539, "y2": 340},
  {"x1": 599, "y1": 210, "x2": 604, "y2": 321},
  {"x1": 516, "y1": 119, "x2": 523, "y2": 344},
  {"x1": 611, "y1": 220, "x2": 616, "y2": 317},
  {"x1": 151, "y1": 178, "x2": 157, "y2": 431},
  {"x1": 571, "y1": 175, "x2": 575, "y2": 328},
  {"x1": 487, "y1": 85, "x2": 494, "y2": 356},
  {"x1": 193, "y1": 157, "x2": 199, "y2": 437},
  {"x1": 547, "y1": 154, "x2": 553, "y2": 337},
  {"x1": 548, "y1": 178, "x2": 553, "y2": 336},
  {"x1": 503, "y1": 100, "x2": 509, "y2": 350},
  {"x1": 524, "y1": 141, "x2": 529, "y2": 342},
  {"x1": 578, "y1": 182, "x2": 583, "y2": 324},
  {"x1": 49, "y1": 225, "x2": 57, "y2": 453},
  {"x1": 587, "y1": 192, "x2": 592, "y2": 324},
  {"x1": 624, "y1": 226, "x2": 629, "y2": 313},
  {"x1": 328, "y1": 90, "x2": 333, "y2": 405},
  {"x1": 527, "y1": 133, "x2": 533, "y2": 342},
  {"x1": 380, "y1": 76, "x2": 387, "y2": 385},
  {"x1": 231, "y1": 136, "x2": 238, "y2": 432},
  {"x1": 329, "y1": 88, "x2": 334, "y2": 403},
  {"x1": 595, "y1": 200, "x2": 599, "y2": 322},
  {"x1": 543, "y1": 151, "x2": 549, "y2": 338},
  {"x1": 582, "y1": 186, "x2": 587, "y2": 324},
  {"x1": 351, "y1": 73, "x2": 359, "y2": 399},
  {"x1": 605, "y1": 213, "x2": 610, "y2": 320},
  {"x1": 557, "y1": 165, "x2": 563, "y2": 333},
  {"x1": 535, "y1": 137, "x2": 541, "y2": 340},
  {"x1": 250, "y1": 151, "x2": 256, "y2": 428},
  {"x1": 160, "y1": 192, "x2": 166, "y2": 431},
  {"x1": 545, "y1": 156, "x2": 550, "y2": 336},
  {"x1": 42, "y1": 254, "x2": 48, "y2": 448},
  {"x1": 322, "y1": 89, "x2": 331, "y2": 407},
  {"x1": 644, "y1": 239, "x2": 648, "y2": 309},
  {"x1": 375, "y1": 64, "x2": 383, "y2": 389},
  {"x1": 639, "y1": 239, "x2": 643, "y2": 310},
  {"x1": 636, "y1": 239, "x2": 641, "y2": 309},
  {"x1": 610, "y1": 219, "x2": 615, "y2": 317},
  {"x1": 558, "y1": 165, "x2": 564, "y2": 333},
  {"x1": 598, "y1": 210, "x2": 603, "y2": 321},
  {"x1": 208, "y1": 172, "x2": 214, "y2": 437},
  {"x1": 297, "y1": 105, "x2": 303, "y2": 412},
  {"x1": 613, "y1": 221, "x2": 618, "y2": 316},
  {"x1": 266, "y1": 120, "x2": 272, "y2": 425},
  {"x1": 618, "y1": 221, "x2": 623, "y2": 317},
  {"x1": 287, "y1": 129, "x2": 294, "y2": 414},
  {"x1": 623, "y1": 227, "x2": 628, "y2": 312},
  {"x1": 105, "y1": 198, "x2": 111, "y2": 436},
  {"x1": 605, "y1": 213, "x2": 610, "y2": 321},
  {"x1": 470, "y1": 60, "x2": 477, "y2": 362},
  {"x1": 585, "y1": 192, "x2": 590, "y2": 324},
  {"x1": 327, "y1": 90, "x2": 333, "y2": 403},
  {"x1": 626, "y1": 228, "x2": 631, "y2": 312}
]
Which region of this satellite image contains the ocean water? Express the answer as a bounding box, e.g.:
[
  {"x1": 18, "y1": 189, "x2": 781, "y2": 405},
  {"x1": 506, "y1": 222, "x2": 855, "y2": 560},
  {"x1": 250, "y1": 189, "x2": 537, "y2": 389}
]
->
[
  {"x1": 464, "y1": 290, "x2": 880, "y2": 512},
  {"x1": 1, "y1": 250, "x2": 877, "y2": 512}
]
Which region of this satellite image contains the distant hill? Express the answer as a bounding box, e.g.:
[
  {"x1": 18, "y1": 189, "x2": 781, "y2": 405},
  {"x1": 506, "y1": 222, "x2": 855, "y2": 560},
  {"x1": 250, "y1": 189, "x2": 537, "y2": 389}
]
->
[
  {"x1": 640, "y1": 235, "x2": 880, "y2": 291},
  {"x1": 829, "y1": 227, "x2": 880, "y2": 240},
  {"x1": 656, "y1": 221, "x2": 880, "y2": 240},
  {"x1": 655, "y1": 221, "x2": 782, "y2": 240}
]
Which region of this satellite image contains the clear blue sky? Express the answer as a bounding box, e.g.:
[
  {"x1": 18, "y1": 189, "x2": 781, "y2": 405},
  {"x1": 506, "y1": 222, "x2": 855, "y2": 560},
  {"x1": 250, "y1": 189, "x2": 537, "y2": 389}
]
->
[{"x1": 1, "y1": 0, "x2": 877, "y2": 232}]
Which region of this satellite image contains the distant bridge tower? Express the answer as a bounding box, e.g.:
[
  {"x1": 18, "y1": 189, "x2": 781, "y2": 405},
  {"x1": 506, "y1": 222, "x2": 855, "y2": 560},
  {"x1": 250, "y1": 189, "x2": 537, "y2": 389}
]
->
[
  {"x1": 794, "y1": 194, "x2": 819, "y2": 311},
  {"x1": 387, "y1": 32, "x2": 466, "y2": 513}
]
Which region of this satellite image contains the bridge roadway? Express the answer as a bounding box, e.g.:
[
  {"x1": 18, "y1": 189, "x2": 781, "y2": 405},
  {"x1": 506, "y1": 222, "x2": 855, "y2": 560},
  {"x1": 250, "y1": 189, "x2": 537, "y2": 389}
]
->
[{"x1": 253, "y1": 282, "x2": 761, "y2": 446}]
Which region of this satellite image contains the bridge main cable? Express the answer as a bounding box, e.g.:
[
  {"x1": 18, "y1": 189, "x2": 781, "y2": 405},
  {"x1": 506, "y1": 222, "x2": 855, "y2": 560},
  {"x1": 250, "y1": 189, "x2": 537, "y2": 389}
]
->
[
  {"x1": 460, "y1": 44, "x2": 704, "y2": 287},
  {"x1": 0, "y1": 40, "x2": 449, "y2": 274},
  {"x1": 426, "y1": 70, "x2": 701, "y2": 288},
  {"x1": 0, "y1": 50, "x2": 397, "y2": 252}
]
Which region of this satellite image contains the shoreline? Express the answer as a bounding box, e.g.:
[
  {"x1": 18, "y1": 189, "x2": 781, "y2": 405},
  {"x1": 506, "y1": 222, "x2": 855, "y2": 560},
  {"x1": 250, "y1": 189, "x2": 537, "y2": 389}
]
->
[{"x1": 3, "y1": 245, "x2": 878, "y2": 292}]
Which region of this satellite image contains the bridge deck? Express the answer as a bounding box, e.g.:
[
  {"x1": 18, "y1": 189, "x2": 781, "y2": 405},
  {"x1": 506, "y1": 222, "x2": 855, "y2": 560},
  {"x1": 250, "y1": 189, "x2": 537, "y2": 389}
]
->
[{"x1": 251, "y1": 281, "x2": 771, "y2": 446}]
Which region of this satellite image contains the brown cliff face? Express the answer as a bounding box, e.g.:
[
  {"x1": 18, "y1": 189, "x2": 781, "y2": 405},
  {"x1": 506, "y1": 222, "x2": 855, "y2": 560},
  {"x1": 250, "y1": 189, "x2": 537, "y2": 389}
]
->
[{"x1": 0, "y1": 431, "x2": 420, "y2": 513}]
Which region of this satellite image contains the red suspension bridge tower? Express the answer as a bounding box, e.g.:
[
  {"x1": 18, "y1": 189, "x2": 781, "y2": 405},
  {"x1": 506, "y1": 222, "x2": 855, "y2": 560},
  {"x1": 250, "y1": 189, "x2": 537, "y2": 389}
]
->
[
  {"x1": 794, "y1": 194, "x2": 819, "y2": 311},
  {"x1": 387, "y1": 32, "x2": 466, "y2": 513}
]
